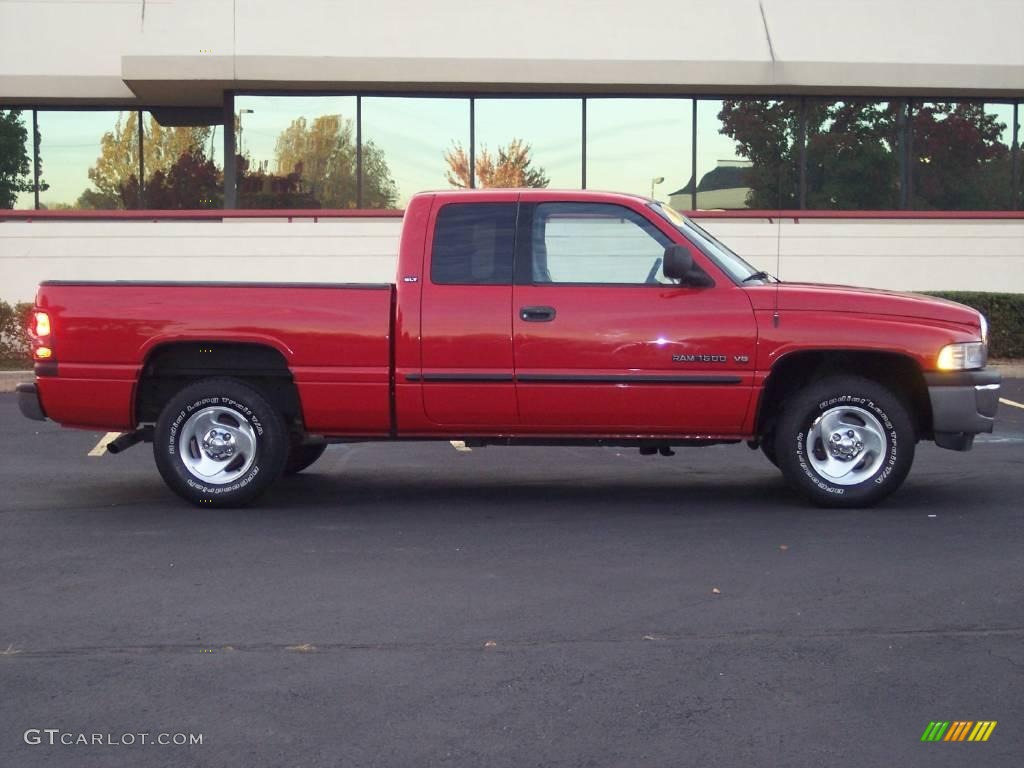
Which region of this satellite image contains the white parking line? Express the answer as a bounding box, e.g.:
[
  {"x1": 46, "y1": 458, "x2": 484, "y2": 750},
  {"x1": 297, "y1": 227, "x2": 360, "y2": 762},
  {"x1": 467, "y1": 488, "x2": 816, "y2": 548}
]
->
[
  {"x1": 449, "y1": 440, "x2": 472, "y2": 453},
  {"x1": 1000, "y1": 397, "x2": 1024, "y2": 410},
  {"x1": 88, "y1": 432, "x2": 121, "y2": 457}
]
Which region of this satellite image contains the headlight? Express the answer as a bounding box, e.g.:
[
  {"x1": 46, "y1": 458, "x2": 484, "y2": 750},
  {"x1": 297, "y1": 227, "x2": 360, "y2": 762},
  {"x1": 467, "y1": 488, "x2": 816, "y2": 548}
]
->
[{"x1": 936, "y1": 342, "x2": 987, "y2": 370}]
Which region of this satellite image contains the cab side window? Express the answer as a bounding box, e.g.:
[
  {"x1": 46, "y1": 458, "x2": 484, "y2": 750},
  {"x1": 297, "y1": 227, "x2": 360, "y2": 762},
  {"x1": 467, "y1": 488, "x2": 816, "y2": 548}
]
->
[
  {"x1": 531, "y1": 202, "x2": 674, "y2": 285},
  {"x1": 431, "y1": 203, "x2": 516, "y2": 285}
]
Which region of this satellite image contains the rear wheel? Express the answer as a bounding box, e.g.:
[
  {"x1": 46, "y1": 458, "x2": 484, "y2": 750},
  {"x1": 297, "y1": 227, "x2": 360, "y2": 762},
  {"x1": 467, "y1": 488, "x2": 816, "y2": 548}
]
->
[
  {"x1": 154, "y1": 378, "x2": 287, "y2": 507},
  {"x1": 284, "y1": 443, "x2": 327, "y2": 475},
  {"x1": 774, "y1": 376, "x2": 915, "y2": 508}
]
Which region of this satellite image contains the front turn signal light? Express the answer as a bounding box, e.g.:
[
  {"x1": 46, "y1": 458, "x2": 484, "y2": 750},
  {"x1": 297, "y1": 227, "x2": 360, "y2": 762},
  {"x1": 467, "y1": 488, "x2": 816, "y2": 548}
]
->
[
  {"x1": 936, "y1": 342, "x2": 987, "y2": 371},
  {"x1": 34, "y1": 346, "x2": 53, "y2": 360},
  {"x1": 33, "y1": 311, "x2": 51, "y2": 337}
]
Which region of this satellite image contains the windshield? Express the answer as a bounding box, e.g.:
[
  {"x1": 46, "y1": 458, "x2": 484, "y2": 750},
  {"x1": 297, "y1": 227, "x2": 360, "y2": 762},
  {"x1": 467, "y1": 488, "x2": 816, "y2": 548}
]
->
[{"x1": 648, "y1": 203, "x2": 769, "y2": 284}]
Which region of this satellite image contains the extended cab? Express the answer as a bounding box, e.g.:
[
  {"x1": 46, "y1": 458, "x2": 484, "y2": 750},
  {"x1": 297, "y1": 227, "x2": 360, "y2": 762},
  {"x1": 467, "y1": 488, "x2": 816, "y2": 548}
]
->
[{"x1": 18, "y1": 190, "x2": 1000, "y2": 507}]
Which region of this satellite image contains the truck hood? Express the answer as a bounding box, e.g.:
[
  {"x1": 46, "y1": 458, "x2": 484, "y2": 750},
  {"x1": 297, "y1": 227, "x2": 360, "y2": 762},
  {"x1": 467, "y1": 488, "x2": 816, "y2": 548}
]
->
[{"x1": 747, "y1": 283, "x2": 981, "y2": 328}]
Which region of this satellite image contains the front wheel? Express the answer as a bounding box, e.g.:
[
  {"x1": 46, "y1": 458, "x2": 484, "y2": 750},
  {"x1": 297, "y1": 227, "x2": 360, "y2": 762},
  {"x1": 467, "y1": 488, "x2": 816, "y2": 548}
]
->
[
  {"x1": 154, "y1": 378, "x2": 288, "y2": 507},
  {"x1": 774, "y1": 376, "x2": 915, "y2": 508}
]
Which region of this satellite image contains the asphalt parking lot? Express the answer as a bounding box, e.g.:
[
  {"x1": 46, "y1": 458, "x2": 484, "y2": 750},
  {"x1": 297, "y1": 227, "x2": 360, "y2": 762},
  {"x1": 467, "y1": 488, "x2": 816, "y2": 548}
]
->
[{"x1": 2, "y1": 382, "x2": 1023, "y2": 767}]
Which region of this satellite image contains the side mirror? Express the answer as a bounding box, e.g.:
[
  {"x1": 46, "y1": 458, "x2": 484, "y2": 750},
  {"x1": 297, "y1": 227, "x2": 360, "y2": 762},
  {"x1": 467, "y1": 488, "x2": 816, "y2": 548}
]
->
[{"x1": 662, "y1": 244, "x2": 693, "y2": 281}]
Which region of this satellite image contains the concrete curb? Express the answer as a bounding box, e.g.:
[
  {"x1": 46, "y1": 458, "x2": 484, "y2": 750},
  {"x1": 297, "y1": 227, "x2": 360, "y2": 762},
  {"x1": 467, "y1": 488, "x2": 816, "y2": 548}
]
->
[
  {"x1": 990, "y1": 361, "x2": 1024, "y2": 379},
  {"x1": 0, "y1": 371, "x2": 31, "y2": 393}
]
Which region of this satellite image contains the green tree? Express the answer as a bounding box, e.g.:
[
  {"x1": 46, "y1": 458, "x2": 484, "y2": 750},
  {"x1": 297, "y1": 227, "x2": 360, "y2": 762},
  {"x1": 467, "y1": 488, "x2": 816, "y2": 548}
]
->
[
  {"x1": 717, "y1": 100, "x2": 801, "y2": 209},
  {"x1": 804, "y1": 101, "x2": 901, "y2": 210},
  {"x1": 444, "y1": 139, "x2": 549, "y2": 189},
  {"x1": 120, "y1": 151, "x2": 221, "y2": 209},
  {"x1": 75, "y1": 188, "x2": 122, "y2": 210},
  {"x1": 0, "y1": 110, "x2": 33, "y2": 208},
  {"x1": 718, "y1": 99, "x2": 1010, "y2": 210},
  {"x1": 270, "y1": 114, "x2": 397, "y2": 208}
]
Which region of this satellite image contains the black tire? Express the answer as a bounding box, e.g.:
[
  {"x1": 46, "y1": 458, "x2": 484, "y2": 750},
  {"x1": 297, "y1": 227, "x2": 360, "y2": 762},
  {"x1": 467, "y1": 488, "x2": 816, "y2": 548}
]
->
[
  {"x1": 284, "y1": 443, "x2": 327, "y2": 475},
  {"x1": 774, "y1": 376, "x2": 915, "y2": 508},
  {"x1": 153, "y1": 378, "x2": 287, "y2": 507}
]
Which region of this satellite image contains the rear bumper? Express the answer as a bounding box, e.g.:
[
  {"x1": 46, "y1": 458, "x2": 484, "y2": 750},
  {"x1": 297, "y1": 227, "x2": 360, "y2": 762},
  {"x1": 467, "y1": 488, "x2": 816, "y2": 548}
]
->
[
  {"x1": 924, "y1": 369, "x2": 1000, "y2": 451},
  {"x1": 16, "y1": 382, "x2": 47, "y2": 421}
]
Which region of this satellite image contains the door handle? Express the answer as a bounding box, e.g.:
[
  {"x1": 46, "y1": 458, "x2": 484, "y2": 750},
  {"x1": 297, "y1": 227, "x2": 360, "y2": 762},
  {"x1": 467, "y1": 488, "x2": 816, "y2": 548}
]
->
[{"x1": 520, "y1": 305, "x2": 556, "y2": 322}]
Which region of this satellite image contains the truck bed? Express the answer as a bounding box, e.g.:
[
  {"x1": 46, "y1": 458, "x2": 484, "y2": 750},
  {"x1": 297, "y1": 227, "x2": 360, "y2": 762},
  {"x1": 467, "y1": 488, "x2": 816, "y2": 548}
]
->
[{"x1": 34, "y1": 281, "x2": 395, "y2": 433}]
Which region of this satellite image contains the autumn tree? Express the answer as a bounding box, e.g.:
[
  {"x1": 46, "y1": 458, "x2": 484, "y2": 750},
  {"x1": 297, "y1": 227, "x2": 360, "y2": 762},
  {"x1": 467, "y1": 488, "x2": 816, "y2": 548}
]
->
[
  {"x1": 444, "y1": 139, "x2": 549, "y2": 189},
  {"x1": 0, "y1": 110, "x2": 35, "y2": 208},
  {"x1": 86, "y1": 112, "x2": 214, "y2": 208},
  {"x1": 911, "y1": 103, "x2": 1010, "y2": 210},
  {"x1": 268, "y1": 114, "x2": 397, "y2": 208}
]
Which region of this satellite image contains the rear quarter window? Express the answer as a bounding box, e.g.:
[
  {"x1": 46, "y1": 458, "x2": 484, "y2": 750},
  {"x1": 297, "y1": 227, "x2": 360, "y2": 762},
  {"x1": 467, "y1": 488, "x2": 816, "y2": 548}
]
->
[{"x1": 430, "y1": 203, "x2": 516, "y2": 285}]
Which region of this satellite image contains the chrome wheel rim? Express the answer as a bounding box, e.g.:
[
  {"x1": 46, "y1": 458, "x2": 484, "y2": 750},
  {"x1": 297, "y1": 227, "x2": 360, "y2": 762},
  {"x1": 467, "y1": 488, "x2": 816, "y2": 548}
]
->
[
  {"x1": 178, "y1": 406, "x2": 257, "y2": 485},
  {"x1": 806, "y1": 405, "x2": 887, "y2": 486}
]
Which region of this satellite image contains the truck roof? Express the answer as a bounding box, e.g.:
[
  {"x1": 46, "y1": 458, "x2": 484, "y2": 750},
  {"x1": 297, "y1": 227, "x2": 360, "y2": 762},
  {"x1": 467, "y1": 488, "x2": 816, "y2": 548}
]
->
[{"x1": 412, "y1": 188, "x2": 654, "y2": 206}]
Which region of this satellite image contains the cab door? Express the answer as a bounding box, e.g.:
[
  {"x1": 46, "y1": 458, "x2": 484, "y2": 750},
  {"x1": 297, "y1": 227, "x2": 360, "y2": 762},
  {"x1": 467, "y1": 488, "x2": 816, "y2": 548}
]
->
[
  {"x1": 418, "y1": 195, "x2": 520, "y2": 428},
  {"x1": 512, "y1": 201, "x2": 757, "y2": 434}
]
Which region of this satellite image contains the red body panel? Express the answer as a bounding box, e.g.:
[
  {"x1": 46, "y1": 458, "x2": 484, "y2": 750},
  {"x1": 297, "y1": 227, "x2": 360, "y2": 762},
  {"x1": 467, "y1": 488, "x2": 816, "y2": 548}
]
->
[
  {"x1": 418, "y1": 191, "x2": 520, "y2": 429},
  {"x1": 512, "y1": 283, "x2": 756, "y2": 433},
  {"x1": 29, "y1": 189, "x2": 986, "y2": 441},
  {"x1": 744, "y1": 284, "x2": 982, "y2": 372},
  {"x1": 35, "y1": 283, "x2": 393, "y2": 433}
]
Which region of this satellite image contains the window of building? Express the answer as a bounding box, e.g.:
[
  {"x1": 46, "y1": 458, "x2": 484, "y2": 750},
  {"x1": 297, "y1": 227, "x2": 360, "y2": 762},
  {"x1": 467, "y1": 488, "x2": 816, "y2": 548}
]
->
[
  {"x1": 430, "y1": 203, "x2": 516, "y2": 285},
  {"x1": 473, "y1": 99, "x2": 582, "y2": 189},
  {"x1": 530, "y1": 202, "x2": 672, "y2": 285},
  {"x1": 35, "y1": 110, "x2": 130, "y2": 209},
  {"x1": 0, "y1": 109, "x2": 36, "y2": 209},
  {"x1": 1016, "y1": 102, "x2": 1023, "y2": 210},
  {"x1": 911, "y1": 101, "x2": 1014, "y2": 210},
  {"x1": 804, "y1": 100, "x2": 901, "y2": 210},
  {"x1": 585, "y1": 98, "x2": 692, "y2": 204},
  {"x1": 133, "y1": 112, "x2": 222, "y2": 209},
  {"x1": 234, "y1": 96, "x2": 361, "y2": 208},
  {"x1": 694, "y1": 98, "x2": 801, "y2": 210},
  {"x1": 360, "y1": 97, "x2": 469, "y2": 209}
]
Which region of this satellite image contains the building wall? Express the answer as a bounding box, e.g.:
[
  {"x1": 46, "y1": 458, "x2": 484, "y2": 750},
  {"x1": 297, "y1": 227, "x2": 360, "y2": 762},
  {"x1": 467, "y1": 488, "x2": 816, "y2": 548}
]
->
[
  {"x1": 2, "y1": 0, "x2": 1023, "y2": 104},
  {"x1": 2, "y1": 216, "x2": 1020, "y2": 303}
]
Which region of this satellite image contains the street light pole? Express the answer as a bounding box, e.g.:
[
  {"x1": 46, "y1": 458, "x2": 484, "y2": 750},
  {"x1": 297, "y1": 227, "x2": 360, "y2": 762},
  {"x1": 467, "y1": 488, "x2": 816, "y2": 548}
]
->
[
  {"x1": 650, "y1": 176, "x2": 665, "y2": 200},
  {"x1": 237, "y1": 108, "x2": 254, "y2": 157}
]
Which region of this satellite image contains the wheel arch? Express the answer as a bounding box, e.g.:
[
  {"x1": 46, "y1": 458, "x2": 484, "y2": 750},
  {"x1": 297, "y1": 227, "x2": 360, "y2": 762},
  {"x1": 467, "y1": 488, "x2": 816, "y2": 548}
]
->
[
  {"x1": 134, "y1": 341, "x2": 303, "y2": 429},
  {"x1": 756, "y1": 349, "x2": 933, "y2": 440}
]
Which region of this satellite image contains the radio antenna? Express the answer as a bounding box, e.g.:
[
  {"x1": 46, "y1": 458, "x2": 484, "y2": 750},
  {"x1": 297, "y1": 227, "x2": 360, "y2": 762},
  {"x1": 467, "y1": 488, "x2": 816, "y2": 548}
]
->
[
  {"x1": 759, "y1": 0, "x2": 782, "y2": 327},
  {"x1": 772, "y1": 159, "x2": 782, "y2": 327}
]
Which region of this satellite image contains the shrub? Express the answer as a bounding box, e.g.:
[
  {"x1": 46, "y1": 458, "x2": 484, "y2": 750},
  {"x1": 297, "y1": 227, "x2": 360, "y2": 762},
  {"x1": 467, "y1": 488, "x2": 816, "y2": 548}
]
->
[
  {"x1": 0, "y1": 300, "x2": 33, "y2": 366},
  {"x1": 924, "y1": 292, "x2": 1024, "y2": 359}
]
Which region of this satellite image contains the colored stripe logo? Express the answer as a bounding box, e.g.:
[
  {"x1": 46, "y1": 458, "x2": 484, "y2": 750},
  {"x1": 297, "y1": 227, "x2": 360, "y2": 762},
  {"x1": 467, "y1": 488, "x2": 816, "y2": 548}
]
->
[{"x1": 921, "y1": 721, "x2": 997, "y2": 742}]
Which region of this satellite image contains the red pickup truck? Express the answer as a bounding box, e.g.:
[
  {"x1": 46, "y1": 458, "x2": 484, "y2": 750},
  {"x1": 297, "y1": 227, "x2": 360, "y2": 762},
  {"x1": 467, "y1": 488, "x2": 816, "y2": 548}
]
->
[{"x1": 18, "y1": 189, "x2": 1000, "y2": 508}]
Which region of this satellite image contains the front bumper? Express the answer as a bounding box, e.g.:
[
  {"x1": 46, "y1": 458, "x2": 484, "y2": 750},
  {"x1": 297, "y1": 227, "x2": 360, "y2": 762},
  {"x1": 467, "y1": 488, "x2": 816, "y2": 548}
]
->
[
  {"x1": 16, "y1": 382, "x2": 47, "y2": 421},
  {"x1": 924, "y1": 369, "x2": 1000, "y2": 451}
]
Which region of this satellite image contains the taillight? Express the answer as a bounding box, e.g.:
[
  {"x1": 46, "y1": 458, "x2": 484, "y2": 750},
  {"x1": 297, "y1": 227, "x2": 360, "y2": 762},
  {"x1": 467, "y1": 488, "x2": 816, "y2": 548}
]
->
[
  {"x1": 30, "y1": 310, "x2": 53, "y2": 361},
  {"x1": 34, "y1": 311, "x2": 51, "y2": 337}
]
